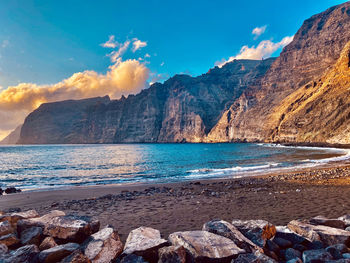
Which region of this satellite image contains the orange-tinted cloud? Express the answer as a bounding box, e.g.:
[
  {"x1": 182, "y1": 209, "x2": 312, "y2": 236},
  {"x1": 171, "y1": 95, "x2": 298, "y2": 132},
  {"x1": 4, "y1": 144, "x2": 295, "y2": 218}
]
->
[{"x1": 0, "y1": 59, "x2": 150, "y2": 140}]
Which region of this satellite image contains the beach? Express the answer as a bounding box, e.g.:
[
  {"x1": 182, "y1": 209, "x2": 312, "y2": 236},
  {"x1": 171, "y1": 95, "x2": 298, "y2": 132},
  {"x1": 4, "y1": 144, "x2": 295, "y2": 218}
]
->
[{"x1": 2, "y1": 161, "x2": 350, "y2": 242}]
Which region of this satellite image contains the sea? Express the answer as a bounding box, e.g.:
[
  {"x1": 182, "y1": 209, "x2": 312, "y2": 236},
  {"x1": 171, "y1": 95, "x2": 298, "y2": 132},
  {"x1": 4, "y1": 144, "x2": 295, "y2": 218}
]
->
[{"x1": 0, "y1": 143, "x2": 349, "y2": 191}]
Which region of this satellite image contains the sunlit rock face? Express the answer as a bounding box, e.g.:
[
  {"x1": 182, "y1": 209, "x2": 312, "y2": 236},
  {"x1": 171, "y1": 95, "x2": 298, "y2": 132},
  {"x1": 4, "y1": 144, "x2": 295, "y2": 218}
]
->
[
  {"x1": 18, "y1": 59, "x2": 274, "y2": 144},
  {"x1": 208, "y1": 1, "x2": 350, "y2": 143}
]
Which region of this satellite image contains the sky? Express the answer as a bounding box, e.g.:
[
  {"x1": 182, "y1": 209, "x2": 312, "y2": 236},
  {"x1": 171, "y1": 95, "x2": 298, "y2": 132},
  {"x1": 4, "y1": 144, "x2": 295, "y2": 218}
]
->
[{"x1": 0, "y1": 0, "x2": 347, "y2": 139}]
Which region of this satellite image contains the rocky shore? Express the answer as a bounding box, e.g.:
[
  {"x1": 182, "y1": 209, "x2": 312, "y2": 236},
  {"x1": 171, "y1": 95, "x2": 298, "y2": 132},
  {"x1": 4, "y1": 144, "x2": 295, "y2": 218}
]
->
[{"x1": 2, "y1": 208, "x2": 350, "y2": 262}]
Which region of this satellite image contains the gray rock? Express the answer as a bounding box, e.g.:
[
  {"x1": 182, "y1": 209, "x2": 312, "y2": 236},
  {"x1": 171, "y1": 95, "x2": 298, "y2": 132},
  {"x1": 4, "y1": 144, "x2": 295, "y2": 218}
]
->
[
  {"x1": 344, "y1": 253, "x2": 350, "y2": 259},
  {"x1": 83, "y1": 226, "x2": 123, "y2": 263},
  {"x1": 302, "y1": 249, "x2": 333, "y2": 263},
  {"x1": 203, "y1": 219, "x2": 261, "y2": 252},
  {"x1": 20, "y1": 226, "x2": 43, "y2": 246},
  {"x1": 39, "y1": 237, "x2": 57, "y2": 251},
  {"x1": 158, "y1": 246, "x2": 186, "y2": 263},
  {"x1": 288, "y1": 220, "x2": 350, "y2": 246},
  {"x1": 169, "y1": 230, "x2": 245, "y2": 262},
  {"x1": 231, "y1": 251, "x2": 278, "y2": 262},
  {"x1": 231, "y1": 219, "x2": 276, "y2": 247},
  {"x1": 2, "y1": 244, "x2": 39, "y2": 263},
  {"x1": 18, "y1": 211, "x2": 99, "y2": 243},
  {"x1": 310, "y1": 216, "x2": 345, "y2": 229},
  {"x1": 0, "y1": 221, "x2": 13, "y2": 237},
  {"x1": 0, "y1": 233, "x2": 20, "y2": 247},
  {"x1": 123, "y1": 227, "x2": 167, "y2": 262},
  {"x1": 1, "y1": 210, "x2": 39, "y2": 229},
  {"x1": 266, "y1": 239, "x2": 280, "y2": 254},
  {"x1": 39, "y1": 243, "x2": 80, "y2": 263},
  {"x1": 285, "y1": 248, "x2": 302, "y2": 261}
]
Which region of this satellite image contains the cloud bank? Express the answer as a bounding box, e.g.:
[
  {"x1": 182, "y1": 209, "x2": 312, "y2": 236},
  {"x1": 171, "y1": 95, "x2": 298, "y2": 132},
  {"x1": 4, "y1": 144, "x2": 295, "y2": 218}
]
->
[
  {"x1": 215, "y1": 36, "x2": 293, "y2": 67},
  {"x1": 0, "y1": 54, "x2": 150, "y2": 140}
]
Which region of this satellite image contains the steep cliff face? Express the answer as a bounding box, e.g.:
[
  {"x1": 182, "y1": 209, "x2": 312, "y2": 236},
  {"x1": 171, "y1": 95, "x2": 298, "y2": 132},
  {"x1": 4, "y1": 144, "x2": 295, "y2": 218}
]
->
[
  {"x1": 208, "y1": 1, "x2": 350, "y2": 142},
  {"x1": 18, "y1": 59, "x2": 274, "y2": 144},
  {"x1": 268, "y1": 41, "x2": 350, "y2": 144}
]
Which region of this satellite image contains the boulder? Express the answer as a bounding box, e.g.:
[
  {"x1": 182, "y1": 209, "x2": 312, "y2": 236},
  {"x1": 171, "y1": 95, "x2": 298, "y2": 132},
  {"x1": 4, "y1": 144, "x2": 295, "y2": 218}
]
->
[
  {"x1": 231, "y1": 251, "x2": 278, "y2": 262},
  {"x1": 18, "y1": 211, "x2": 100, "y2": 243},
  {"x1": 123, "y1": 227, "x2": 167, "y2": 262},
  {"x1": 0, "y1": 221, "x2": 14, "y2": 237},
  {"x1": 266, "y1": 240, "x2": 280, "y2": 255},
  {"x1": 310, "y1": 216, "x2": 345, "y2": 229},
  {"x1": 39, "y1": 237, "x2": 58, "y2": 251},
  {"x1": 203, "y1": 220, "x2": 261, "y2": 252},
  {"x1": 302, "y1": 249, "x2": 333, "y2": 263},
  {"x1": 17, "y1": 210, "x2": 65, "y2": 233},
  {"x1": 231, "y1": 219, "x2": 276, "y2": 247},
  {"x1": 1, "y1": 210, "x2": 39, "y2": 228},
  {"x1": 0, "y1": 233, "x2": 20, "y2": 247},
  {"x1": 60, "y1": 250, "x2": 91, "y2": 263},
  {"x1": 288, "y1": 220, "x2": 350, "y2": 246},
  {"x1": 38, "y1": 242, "x2": 80, "y2": 263},
  {"x1": 20, "y1": 226, "x2": 43, "y2": 246},
  {"x1": 83, "y1": 226, "x2": 123, "y2": 263},
  {"x1": 274, "y1": 226, "x2": 309, "y2": 246},
  {"x1": 286, "y1": 259, "x2": 302, "y2": 263},
  {"x1": 119, "y1": 254, "x2": 148, "y2": 263},
  {"x1": 169, "y1": 230, "x2": 245, "y2": 262},
  {"x1": 158, "y1": 245, "x2": 186, "y2": 263},
  {"x1": 2, "y1": 244, "x2": 39, "y2": 263}
]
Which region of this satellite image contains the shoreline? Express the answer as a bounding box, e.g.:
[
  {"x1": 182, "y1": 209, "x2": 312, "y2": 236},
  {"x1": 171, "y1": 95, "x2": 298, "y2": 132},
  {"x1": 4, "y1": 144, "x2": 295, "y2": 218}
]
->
[{"x1": 2, "y1": 160, "x2": 350, "y2": 242}]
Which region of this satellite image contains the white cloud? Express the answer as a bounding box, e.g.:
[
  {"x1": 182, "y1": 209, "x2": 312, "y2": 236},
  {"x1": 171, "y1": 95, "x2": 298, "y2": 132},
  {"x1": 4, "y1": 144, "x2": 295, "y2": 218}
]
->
[
  {"x1": 101, "y1": 35, "x2": 119, "y2": 48},
  {"x1": 132, "y1": 38, "x2": 147, "y2": 52},
  {"x1": 145, "y1": 53, "x2": 151, "y2": 58},
  {"x1": 252, "y1": 25, "x2": 267, "y2": 39},
  {"x1": 215, "y1": 36, "x2": 294, "y2": 67},
  {"x1": 108, "y1": 40, "x2": 130, "y2": 62},
  {"x1": 160, "y1": 62, "x2": 164, "y2": 66}
]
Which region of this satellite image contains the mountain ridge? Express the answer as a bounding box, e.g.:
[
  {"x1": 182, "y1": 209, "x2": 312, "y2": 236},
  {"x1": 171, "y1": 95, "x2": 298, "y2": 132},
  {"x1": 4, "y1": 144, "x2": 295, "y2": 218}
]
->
[{"x1": 11, "y1": 1, "x2": 350, "y2": 145}]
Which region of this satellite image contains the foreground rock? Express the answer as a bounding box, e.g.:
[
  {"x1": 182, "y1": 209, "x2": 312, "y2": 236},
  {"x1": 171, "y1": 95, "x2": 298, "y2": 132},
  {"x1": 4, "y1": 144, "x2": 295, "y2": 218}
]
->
[
  {"x1": 122, "y1": 227, "x2": 167, "y2": 262},
  {"x1": 83, "y1": 226, "x2": 123, "y2": 263},
  {"x1": 169, "y1": 230, "x2": 245, "y2": 262},
  {"x1": 60, "y1": 250, "x2": 92, "y2": 263},
  {"x1": 0, "y1": 233, "x2": 20, "y2": 247},
  {"x1": 158, "y1": 245, "x2": 186, "y2": 263},
  {"x1": 18, "y1": 210, "x2": 100, "y2": 243},
  {"x1": 20, "y1": 226, "x2": 43, "y2": 246},
  {"x1": 203, "y1": 219, "x2": 261, "y2": 253},
  {"x1": 288, "y1": 220, "x2": 350, "y2": 246},
  {"x1": 2, "y1": 244, "x2": 39, "y2": 263},
  {"x1": 38, "y1": 242, "x2": 80, "y2": 262},
  {"x1": 231, "y1": 219, "x2": 276, "y2": 247},
  {"x1": 0, "y1": 210, "x2": 39, "y2": 228},
  {"x1": 0, "y1": 221, "x2": 14, "y2": 236},
  {"x1": 39, "y1": 236, "x2": 57, "y2": 251}
]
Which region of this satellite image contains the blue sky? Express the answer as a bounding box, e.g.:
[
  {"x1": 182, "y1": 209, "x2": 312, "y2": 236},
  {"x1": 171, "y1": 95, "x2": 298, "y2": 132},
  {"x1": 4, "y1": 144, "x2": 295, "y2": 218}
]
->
[{"x1": 0, "y1": 0, "x2": 346, "y2": 88}]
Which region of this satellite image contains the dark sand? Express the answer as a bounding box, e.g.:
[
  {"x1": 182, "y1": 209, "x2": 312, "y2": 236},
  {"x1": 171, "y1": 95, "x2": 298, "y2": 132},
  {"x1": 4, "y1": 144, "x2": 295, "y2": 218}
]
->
[{"x1": 2, "y1": 163, "x2": 350, "y2": 242}]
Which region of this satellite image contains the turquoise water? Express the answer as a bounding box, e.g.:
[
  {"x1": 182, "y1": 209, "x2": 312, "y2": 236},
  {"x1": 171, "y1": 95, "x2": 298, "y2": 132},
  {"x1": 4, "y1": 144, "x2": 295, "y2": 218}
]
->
[{"x1": 0, "y1": 143, "x2": 348, "y2": 190}]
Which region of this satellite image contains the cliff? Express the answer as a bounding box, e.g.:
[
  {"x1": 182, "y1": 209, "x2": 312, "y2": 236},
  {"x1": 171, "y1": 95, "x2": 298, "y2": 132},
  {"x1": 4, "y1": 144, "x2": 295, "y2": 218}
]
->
[
  {"x1": 207, "y1": 1, "x2": 350, "y2": 142},
  {"x1": 0, "y1": 125, "x2": 22, "y2": 145},
  {"x1": 18, "y1": 59, "x2": 274, "y2": 144},
  {"x1": 17, "y1": 2, "x2": 350, "y2": 144}
]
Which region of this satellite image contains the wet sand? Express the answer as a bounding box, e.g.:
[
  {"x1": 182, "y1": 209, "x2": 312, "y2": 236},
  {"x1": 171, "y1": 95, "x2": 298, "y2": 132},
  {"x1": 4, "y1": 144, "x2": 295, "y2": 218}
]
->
[{"x1": 2, "y1": 163, "x2": 350, "y2": 242}]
